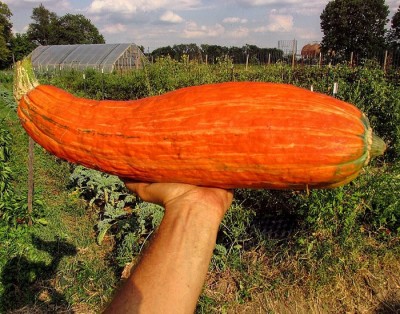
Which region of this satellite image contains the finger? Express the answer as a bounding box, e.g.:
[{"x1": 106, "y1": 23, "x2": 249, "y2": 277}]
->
[{"x1": 123, "y1": 182, "x2": 167, "y2": 206}]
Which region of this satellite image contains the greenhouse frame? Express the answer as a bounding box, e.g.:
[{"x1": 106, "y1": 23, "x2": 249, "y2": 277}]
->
[{"x1": 31, "y1": 43, "x2": 146, "y2": 73}]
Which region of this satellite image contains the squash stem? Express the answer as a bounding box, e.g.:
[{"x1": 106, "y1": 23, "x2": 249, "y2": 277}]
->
[
  {"x1": 370, "y1": 133, "x2": 386, "y2": 159},
  {"x1": 13, "y1": 57, "x2": 39, "y2": 102}
]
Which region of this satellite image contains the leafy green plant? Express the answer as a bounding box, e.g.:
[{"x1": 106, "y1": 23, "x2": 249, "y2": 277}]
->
[
  {"x1": 0, "y1": 126, "x2": 12, "y2": 198},
  {"x1": 114, "y1": 202, "x2": 164, "y2": 267},
  {"x1": 0, "y1": 124, "x2": 45, "y2": 228},
  {"x1": 69, "y1": 165, "x2": 165, "y2": 266},
  {"x1": 297, "y1": 186, "x2": 363, "y2": 247},
  {"x1": 0, "y1": 84, "x2": 16, "y2": 111},
  {"x1": 70, "y1": 166, "x2": 130, "y2": 207},
  {"x1": 362, "y1": 164, "x2": 400, "y2": 235},
  {"x1": 69, "y1": 166, "x2": 136, "y2": 243}
]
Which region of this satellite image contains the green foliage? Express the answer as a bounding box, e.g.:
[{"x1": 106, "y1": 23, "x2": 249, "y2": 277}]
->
[
  {"x1": 0, "y1": 80, "x2": 16, "y2": 110},
  {"x1": 27, "y1": 4, "x2": 58, "y2": 46},
  {"x1": 114, "y1": 202, "x2": 164, "y2": 267},
  {"x1": 0, "y1": 122, "x2": 45, "y2": 228},
  {"x1": 361, "y1": 164, "x2": 400, "y2": 235},
  {"x1": 320, "y1": 0, "x2": 389, "y2": 59},
  {"x1": 69, "y1": 166, "x2": 135, "y2": 243},
  {"x1": 297, "y1": 187, "x2": 363, "y2": 246},
  {"x1": 69, "y1": 165, "x2": 164, "y2": 266},
  {"x1": 151, "y1": 43, "x2": 285, "y2": 65},
  {"x1": 70, "y1": 166, "x2": 129, "y2": 207},
  {"x1": 213, "y1": 204, "x2": 256, "y2": 271},
  {"x1": 0, "y1": 126, "x2": 12, "y2": 202},
  {"x1": 334, "y1": 63, "x2": 400, "y2": 159},
  {"x1": 10, "y1": 33, "x2": 37, "y2": 63},
  {"x1": 27, "y1": 3, "x2": 104, "y2": 46},
  {"x1": 0, "y1": 1, "x2": 13, "y2": 67},
  {"x1": 56, "y1": 14, "x2": 104, "y2": 45}
]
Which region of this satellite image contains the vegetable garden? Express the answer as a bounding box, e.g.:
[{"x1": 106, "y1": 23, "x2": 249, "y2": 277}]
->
[{"x1": 1, "y1": 58, "x2": 399, "y2": 313}]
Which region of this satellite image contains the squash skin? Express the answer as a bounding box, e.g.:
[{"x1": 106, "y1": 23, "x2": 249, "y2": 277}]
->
[{"x1": 17, "y1": 81, "x2": 383, "y2": 190}]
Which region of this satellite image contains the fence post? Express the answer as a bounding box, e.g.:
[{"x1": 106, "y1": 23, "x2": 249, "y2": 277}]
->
[
  {"x1": 291, "y1": 39, "x2": 296, "y2": 70},
  {"x1": 101, "y1": 68, "x2": 105, "y2": 99},
  {"x1": 245, "y1": 54, "x2": 249, "y2": 70},
  {"x1": 350, "y1": 52, "x2": 354, "y2": 67},
  {"x1": 383, "y1": 50, "x2": 388, "y2": 73},
  {"x1": 319, "y1": 52, "x2": 322, "y2": 68},
  {"x1": 333, "y1": 82, "x2": 338, "y2": 97},
  {"x1": 27, "y1": 137, "x2": 34, "y2": 226}
]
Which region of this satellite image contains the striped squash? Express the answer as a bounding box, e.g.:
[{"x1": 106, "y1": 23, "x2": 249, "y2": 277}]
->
[{"x1": 14, "y1": 58, "x2": 385, "y2": 189}]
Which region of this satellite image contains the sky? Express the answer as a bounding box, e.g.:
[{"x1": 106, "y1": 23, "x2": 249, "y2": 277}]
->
[{"x1": 4, "y1": 0, "x2": 400, "y2": 52}]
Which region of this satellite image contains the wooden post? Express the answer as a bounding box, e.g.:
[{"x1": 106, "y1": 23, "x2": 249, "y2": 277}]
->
[
  {"x1": 333, "y1": 82, "x2": 338, "y2": 97},
  {"x1": 245, "y1": 54, "x2": 249, "y2": 70},
  {"x1": 350, "y1": 52, "x2": 354, "y2": 67},
  {"x1": 291, "y1": 40, "x2": 296, "y2": 70},
  {"x1": 27, "y1": 137, "x2": 34, "y2": 226},
  {"x1": 383, "y1": 50, "x2": 388, "y2": 73},
  {"x1": 268, "y1": 53, "x2": 271, "y2": 66},
  {"x1": 319, "y1": 52, "x2": 322, "y2": 68},
  {"x1": 205, "y1": 54, "x2": 208, "y2": 65},
  {"x1": 101, "y1": 68, "x2": 104, "y2": 99}
]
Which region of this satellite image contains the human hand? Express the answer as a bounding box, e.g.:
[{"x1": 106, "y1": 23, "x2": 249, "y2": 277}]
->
[{"x1": 122, "y1": 181, "x2": 233, "y2": 222}]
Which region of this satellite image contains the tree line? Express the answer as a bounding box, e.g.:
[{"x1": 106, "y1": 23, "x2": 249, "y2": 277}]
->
[
  {"x1": 150, "y1": 44, "x2": 285, "y2": 64},
  {"x1": 0, "y1": 1, "x2": 399, "y2": 69}
]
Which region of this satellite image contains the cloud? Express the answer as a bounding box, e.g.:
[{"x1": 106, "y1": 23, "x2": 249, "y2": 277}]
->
[
  {"x1": 160, "y1": 10, "x2": 184, "y2": 23},
  {"x1": 227, "y1": 26, "x2": 250, "y2": 38},
  {"x1": 236, "y1": 0, "x2": 327, "y2": 16},
  {"x1": 237, "y1": 0, "x2": 301, "y2": 6},
  {"x1": 4, "y1": 0, "x2": 71, "y2": 10},
  {"x1": 101, "y1": 23, "x2": 127, "y2": 34},
  {"x1": 255, "y1": 10, "x2": 293, "y2": 32},
  {"x1": 88, "y1": 0, "x2": 200, "y2": 15},
  {"x1": 222, "y1": 17, "x2": 248, "y2": 24},
  {"x1": 182, "y1": 21, "x2": 225, "y2": 38}
]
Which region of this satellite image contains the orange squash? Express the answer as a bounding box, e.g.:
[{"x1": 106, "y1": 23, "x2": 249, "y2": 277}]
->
[{"x1": 14, "y1": 58, "x2": 385, "y2": 189}]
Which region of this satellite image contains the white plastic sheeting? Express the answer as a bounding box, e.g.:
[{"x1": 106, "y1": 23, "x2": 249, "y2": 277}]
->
[{"x1": 31, "y1": 43, "x2": 145, "y2": 72}]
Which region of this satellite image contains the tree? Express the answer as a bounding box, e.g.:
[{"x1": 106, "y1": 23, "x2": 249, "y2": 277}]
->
[
  {"x1": 151, "y1": 46, "x2": 175, "y2": 59},
  {"x1": 320, "y1": 0, "x2": 389, "y2": 58},
  {"x1": 27, "y1": 4, "x2": 105, "y2": 45},
  {"x1": 172, "y1": 44, "x2": 202, "y2": 61},
  {"x1": 0, "y1": 1, "x2": 12, "y2": 44},
  {"x1": 27, "y1": 4, "x2": 58, "y2": 45},
  {"x1": 200, "y1": 44, "x2": 229, "y2": 64},
  {"x1": 0, "y1": 1, "x2": 12, "y2": 65},
  {"x1": 228, "y1": 46, "x2": 243, "y2": 63},
  {"x1": 11, "y1": 33, "x2": 37, "y2": 62},
  {"x1": 56, "y1": 14, "x2": 104, "y2": 44}
]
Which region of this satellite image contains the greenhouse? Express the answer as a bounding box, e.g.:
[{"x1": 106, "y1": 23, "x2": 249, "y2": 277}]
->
[{"x1": 31, "y1": 43, "x2": 146, "y2": 73}]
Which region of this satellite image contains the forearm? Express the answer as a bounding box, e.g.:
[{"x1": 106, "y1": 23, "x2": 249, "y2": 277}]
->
[{"x1": 104, "y1": 203, "x2": 223, "y2": 314}]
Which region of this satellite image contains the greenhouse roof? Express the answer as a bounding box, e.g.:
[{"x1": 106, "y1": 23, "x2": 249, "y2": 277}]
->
[{"x1": 31, "y1": 43, "x2": 144, "y2": 72}]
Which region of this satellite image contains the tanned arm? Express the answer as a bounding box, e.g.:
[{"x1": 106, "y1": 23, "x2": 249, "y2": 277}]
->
[{"x1": 103, "y1": 182, "x2": 233, "y2": 314}]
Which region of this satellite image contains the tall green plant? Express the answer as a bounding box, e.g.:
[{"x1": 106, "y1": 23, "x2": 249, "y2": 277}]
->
[{"x1": 0, "y1": 126, "x2": 12, "y2": 203}]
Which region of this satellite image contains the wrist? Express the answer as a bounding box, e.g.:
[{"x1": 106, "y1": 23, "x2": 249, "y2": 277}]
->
[{"x1": 164, "y1": 199, "x2": 227, "y2": 230}]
